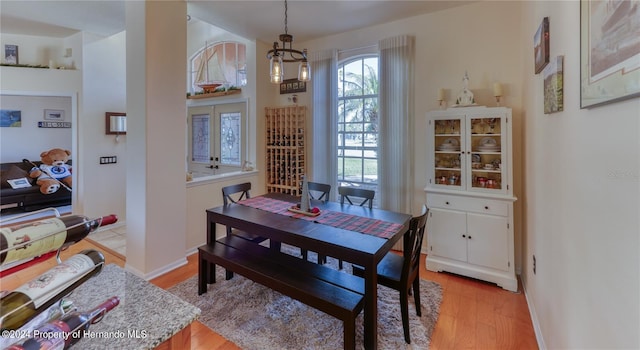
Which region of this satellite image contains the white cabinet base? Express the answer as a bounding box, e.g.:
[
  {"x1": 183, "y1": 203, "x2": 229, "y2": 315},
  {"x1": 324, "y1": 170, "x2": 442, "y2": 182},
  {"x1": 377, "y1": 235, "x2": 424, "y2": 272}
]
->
[{"x1": 426, "y1": 255, "x2": 518, "y2": 292}]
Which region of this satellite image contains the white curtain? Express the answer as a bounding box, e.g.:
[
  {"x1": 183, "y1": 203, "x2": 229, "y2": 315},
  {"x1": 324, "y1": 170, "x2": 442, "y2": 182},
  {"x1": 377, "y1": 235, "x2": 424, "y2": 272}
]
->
[
  {"x1": 378, "y1": 35, "x2": 415, "y2": 214},
  {"x1": 309, "y1": 49, "x2": 339, "y2": 200}
]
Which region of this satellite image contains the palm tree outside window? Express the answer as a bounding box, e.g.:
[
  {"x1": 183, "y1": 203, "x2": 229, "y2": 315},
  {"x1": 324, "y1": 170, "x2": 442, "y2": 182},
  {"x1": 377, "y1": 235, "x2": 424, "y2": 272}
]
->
[{"x1": 337, "y1": 56, "x2": 379, "y2": 204}]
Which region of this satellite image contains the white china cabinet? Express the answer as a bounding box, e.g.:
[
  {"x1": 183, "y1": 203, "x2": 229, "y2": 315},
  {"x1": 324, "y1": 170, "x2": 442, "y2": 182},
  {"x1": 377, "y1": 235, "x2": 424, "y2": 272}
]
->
[{"x1": 425, "y1": 106, "x2": 517, "y2": 291}]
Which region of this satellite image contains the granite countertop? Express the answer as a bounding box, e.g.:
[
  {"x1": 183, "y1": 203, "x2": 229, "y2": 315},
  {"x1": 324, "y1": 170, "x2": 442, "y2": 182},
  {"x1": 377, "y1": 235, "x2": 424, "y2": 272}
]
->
[{"x1": 68, "y1": 264, "x2": 200, "y2": 349}]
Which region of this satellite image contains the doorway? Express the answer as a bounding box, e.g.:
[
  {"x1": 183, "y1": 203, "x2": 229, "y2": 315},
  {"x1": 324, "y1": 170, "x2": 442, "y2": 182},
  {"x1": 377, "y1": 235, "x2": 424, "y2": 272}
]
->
[{"x1": 0, "y1": 92, "x2": 76, "y2": 222}]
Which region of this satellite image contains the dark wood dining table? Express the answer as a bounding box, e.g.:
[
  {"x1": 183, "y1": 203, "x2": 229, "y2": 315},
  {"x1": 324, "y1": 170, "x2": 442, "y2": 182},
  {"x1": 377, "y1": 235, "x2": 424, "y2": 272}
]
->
[{"x1": 205, "y1": 192, "x2": 411, "y2": 350}]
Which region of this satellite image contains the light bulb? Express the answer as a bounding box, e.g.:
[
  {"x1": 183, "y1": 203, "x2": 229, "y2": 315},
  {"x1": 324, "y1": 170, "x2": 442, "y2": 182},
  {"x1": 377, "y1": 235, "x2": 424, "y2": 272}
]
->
[
  {"x1": 270, "y1": 55, "x2": 284, "y2": 84},
  {"x1": 298, "y1": 61, "x2": 310, "y2": 82}
]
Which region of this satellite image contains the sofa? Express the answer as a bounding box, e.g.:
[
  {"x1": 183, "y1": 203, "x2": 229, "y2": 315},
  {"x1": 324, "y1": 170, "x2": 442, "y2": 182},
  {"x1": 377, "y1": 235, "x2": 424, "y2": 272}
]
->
[{"x1": 0, "y1": 160, "x2": 72, "y2": 212}]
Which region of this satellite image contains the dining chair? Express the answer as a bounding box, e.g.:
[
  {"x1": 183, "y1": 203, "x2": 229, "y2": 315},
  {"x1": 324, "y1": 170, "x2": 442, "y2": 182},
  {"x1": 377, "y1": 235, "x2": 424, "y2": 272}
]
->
[
  {"x1": 322, "y1": 186, "x2": 376, "y2": 269},
  {"x1": 352, "y1": 205, "x2": 429, "y2": 344},
  {"x1": 338, "y1": 186, "x2": 375, "y2": 209},
  {"x1": 307, "y1": 181, "x2": 331, "y2": 203},
  {"x1": 301, "y1": 181, "x2": 331, "y2": 262},
  {"x1": 221, "y1": 182, "x2": 267, "y2": 243}
]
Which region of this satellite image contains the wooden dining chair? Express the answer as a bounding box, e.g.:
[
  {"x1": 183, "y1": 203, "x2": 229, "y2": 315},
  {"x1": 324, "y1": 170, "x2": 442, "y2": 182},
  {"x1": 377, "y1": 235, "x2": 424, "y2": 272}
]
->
[
  {"x1": 308, "y1": 181, "x2": 331, "y2": 203},
  {"x1": 301, "y1": 181, "x2": 331, "y2": 262},
  {"x1": 338, "y1": 186, "x2": 375, "y2": 209},
  {"x1": 221, "y1": 182, "x2": 267, "y2": 243},
  {"x1": 321, "y1": 186, "x2": 376, "y2": 269},
  {"x1": 352, "y1": 205, "x2": 429, "y2": 344}
]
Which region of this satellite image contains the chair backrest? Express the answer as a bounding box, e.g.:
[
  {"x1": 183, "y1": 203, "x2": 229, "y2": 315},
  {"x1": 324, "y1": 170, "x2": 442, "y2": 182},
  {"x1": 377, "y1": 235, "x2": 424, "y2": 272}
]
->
[
  {"x1": 338, "y1": 186, "x2": 375, "y2": 209},
  {"x1": 222, "y1": 182, "x2": 251, "y2": 205},
  {"x1": 402, "y1": 205, "x2": 429, "y2": 282},
  {"x1": 308, "y1": 181, "x2": 331, "y2": 203}
]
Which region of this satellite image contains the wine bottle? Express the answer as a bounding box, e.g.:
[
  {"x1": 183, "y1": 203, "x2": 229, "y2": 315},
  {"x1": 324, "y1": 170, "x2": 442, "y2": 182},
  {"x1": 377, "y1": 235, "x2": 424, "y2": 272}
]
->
[
  {"x1": 19, "y1": 296, "x2": 120, "y2": 350},
  {"x1": 0, "y1": 249, "x2": 105, "y2": 331},
  {"x1": 0, "y1": 214, "x2": 117, "y2": 269}
]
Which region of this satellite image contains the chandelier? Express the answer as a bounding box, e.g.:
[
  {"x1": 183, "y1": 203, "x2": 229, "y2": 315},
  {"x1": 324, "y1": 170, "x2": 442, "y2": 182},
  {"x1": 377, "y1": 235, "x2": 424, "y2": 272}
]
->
[{"x1": 266, "y1": 0, "x2": 310, "y2": 84}]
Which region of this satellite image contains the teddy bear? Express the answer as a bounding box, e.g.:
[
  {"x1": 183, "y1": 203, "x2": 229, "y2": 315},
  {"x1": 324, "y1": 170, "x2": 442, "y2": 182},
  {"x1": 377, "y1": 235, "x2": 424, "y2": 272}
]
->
[{"x1": 29, "y1": 148, "x2": 73, "y2": 194}]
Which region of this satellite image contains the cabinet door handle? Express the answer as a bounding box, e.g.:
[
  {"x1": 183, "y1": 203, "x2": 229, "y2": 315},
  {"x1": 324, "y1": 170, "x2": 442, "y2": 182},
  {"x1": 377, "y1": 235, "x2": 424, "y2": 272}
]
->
[
  {"x1": 462, "y1": 234, "x2": 466, "y2": 238},
  {"x1": 484, "y1": 206, "x2": 489, "y2": 210},
  {"x1": 445, "y1": 201, "x2": 450, "y2": 205},
  {"x1": 468, "y1": 235, "x2": 472, "y2": 239}
]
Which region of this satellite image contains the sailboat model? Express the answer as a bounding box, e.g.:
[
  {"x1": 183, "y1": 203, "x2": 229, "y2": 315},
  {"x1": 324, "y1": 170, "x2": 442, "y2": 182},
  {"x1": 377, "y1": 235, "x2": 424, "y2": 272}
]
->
[{"x1": 196, "y1": 42, "x2": 227, "y2": 94}]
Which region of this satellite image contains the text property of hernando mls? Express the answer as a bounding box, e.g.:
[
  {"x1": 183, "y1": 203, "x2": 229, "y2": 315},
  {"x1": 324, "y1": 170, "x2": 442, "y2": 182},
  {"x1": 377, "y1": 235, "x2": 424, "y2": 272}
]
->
[{"x1": 2, "y1": 328, "x2": 148, "y2": 341}]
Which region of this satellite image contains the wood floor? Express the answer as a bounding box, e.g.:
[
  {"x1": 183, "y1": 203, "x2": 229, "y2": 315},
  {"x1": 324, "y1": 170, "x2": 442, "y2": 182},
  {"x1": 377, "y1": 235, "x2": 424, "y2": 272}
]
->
[{"x1": 2, "y1": 240, "x2": 538, "y2": 349}]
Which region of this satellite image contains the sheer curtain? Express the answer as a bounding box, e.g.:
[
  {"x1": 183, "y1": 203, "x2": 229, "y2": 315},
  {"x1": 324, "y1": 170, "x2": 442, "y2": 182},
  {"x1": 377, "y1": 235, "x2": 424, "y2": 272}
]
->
[
  {"x1": 309, "y1": 49, "x2": 338, "y2": 199},
  {"x1": 378, "y1": 35, "x2": 415, "y2": 214}
]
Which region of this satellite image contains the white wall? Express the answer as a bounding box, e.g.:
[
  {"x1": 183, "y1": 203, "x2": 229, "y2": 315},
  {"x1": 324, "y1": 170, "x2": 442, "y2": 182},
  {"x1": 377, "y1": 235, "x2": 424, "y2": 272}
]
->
[
  {"x1": 520, "y1": 1, "x2": 639, "y2": 348},
  {"x1": 185, "y1": 173, "x2": 259, "y2": 252},
  {"x1": 0, "y1": 95, "x2": 72, "y2": 162},
  {"x1": 82, "y1": 31, "x2": 127, "y2": 223}
]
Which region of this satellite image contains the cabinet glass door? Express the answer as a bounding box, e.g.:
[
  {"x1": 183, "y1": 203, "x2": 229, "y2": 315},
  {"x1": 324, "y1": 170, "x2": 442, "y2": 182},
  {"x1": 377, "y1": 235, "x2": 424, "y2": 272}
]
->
[
  {"x1": 467, "y1": 115, "x2": 505, "y2": 193},
  {"x1": 432, "y1": 116, "x2": 464, "y2": 189}
]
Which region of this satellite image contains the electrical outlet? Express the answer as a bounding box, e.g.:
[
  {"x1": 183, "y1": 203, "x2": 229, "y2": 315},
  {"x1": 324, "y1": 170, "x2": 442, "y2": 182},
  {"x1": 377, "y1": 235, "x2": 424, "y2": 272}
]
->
[
  {"x1": 533, "y1": 255, "x2": 536, "y2": 275},
  {"x1": 100, "y1": 156, "x2": 117, "y2": 164}
]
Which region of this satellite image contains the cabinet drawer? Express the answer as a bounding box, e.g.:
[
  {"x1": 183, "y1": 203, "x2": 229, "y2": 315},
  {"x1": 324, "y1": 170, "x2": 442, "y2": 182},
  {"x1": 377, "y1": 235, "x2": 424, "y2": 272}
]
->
[{"x1": 426, "y1": 193, "x2": 508, "y2": 216}]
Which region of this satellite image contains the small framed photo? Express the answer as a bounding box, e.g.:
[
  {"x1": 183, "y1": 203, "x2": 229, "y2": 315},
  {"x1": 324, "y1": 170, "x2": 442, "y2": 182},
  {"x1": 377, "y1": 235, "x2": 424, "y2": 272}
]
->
[
  {"x1": 7, "y1": 177, "x2": 32, "y2": 189},
  {"x1": 534, "y1": 17, "x2": 549, "y2": 74},
  {"x1": 543, "y1": 56, "x2": 564, "y2": 114},
  {"x1": 4, "y1": 45, "x2": 18, "y2": 65},
  {"x1": 44, "y1": 109, "x2": 65, "y2": 121}
]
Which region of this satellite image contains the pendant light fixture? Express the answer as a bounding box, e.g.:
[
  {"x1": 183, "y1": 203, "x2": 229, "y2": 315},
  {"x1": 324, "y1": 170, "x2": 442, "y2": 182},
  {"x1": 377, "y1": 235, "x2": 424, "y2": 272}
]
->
[{"x1": 266, "y1": 0, "x2": 310, "y2": 84}]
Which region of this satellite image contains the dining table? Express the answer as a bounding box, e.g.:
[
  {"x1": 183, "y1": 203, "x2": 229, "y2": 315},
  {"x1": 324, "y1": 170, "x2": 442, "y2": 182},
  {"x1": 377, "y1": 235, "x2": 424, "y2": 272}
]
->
[{"x1": 205, "y1": 192, "x2": 411, "y2": 350}]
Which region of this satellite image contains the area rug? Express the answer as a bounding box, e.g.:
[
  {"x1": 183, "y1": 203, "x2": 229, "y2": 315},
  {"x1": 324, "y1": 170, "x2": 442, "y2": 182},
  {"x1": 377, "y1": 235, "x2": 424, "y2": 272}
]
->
[{"x1": 168, "y1": 248, "x2": 442, "y2": 349}]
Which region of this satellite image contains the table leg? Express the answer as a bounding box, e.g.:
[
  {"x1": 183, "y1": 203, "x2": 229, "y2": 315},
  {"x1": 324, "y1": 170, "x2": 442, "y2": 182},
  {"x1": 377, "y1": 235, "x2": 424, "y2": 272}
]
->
[
  {"x1": 207, "y1": 218, "x2": 216, "y2": 245},
  {"x1": 363, "y1": 263, "x2": 378, "y2": 350}
]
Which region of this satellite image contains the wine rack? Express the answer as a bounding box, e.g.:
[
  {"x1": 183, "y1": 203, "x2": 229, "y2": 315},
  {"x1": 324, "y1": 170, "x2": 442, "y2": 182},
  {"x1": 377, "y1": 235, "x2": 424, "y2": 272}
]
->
[{"x1": 265, "y1": 105, "x2": 307, "y2": 196}]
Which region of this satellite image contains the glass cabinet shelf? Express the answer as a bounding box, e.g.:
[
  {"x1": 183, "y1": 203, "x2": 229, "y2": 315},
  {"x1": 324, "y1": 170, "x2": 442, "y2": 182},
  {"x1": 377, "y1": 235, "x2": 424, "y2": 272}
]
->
[{"x1": 427, "y1": 107, "x2": 513, "y2": 196}]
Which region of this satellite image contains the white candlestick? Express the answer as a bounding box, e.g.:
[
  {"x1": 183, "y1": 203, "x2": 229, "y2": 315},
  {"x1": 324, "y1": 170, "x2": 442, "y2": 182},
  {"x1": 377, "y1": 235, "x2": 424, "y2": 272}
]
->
[
  {"x1": 493, "y1": 83, "x2": 503, "y2": 97},
  {"x1": 437, "y1": 88, "x2": 445, "y2": 101}
]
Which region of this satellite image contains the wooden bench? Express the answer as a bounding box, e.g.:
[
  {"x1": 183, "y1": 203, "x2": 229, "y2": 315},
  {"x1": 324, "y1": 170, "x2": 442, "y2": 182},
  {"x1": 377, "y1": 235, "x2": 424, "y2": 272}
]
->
[{"x1": 198, "y1": 235, "x2": 365, "y2": 349}]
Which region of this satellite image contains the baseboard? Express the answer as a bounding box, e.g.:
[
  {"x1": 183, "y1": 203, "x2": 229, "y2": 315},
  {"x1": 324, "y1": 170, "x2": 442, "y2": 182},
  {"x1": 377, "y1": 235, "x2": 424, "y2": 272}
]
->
[
  {"x1": 125, "y1": 256, "x2": 188, "y2": 281},
  {"x1": 521, "y1": 276, "x2": 546, "y2": 350}
]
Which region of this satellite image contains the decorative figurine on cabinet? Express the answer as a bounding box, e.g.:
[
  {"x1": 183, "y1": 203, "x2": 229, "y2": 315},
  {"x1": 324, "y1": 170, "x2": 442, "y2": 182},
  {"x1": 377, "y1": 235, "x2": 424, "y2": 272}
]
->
[{"x1": 455, "y1": 71, "x2": 475, "y2": 106}]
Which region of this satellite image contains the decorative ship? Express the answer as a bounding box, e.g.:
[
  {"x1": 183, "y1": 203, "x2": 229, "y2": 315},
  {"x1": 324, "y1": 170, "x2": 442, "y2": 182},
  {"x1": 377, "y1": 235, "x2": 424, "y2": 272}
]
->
[{"x1": 195, "y1": 42, "x2": 228, "y2": 94}]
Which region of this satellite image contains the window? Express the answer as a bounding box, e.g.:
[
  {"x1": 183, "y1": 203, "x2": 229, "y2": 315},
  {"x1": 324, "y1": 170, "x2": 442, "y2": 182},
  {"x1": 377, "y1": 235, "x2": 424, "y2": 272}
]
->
[
  {"x1": 188, "y1": 102, "x2": 246, "y2": 176},
  {"x1": 337, "y1": 56, "x2": 379, "y2": 195},
  {"x1": 189, "y1": 41, "x2": 247, "y2": 94}
]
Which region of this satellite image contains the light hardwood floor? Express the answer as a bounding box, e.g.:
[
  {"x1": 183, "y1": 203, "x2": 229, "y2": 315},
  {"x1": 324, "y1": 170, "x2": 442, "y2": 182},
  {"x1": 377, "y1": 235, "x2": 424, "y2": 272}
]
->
[{"x1": 2, "y1": 240, "x2": 538, "y2": 349}]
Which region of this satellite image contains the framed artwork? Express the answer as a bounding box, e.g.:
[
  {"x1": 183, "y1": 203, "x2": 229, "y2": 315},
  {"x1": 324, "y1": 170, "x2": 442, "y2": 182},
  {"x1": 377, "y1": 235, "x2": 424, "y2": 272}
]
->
[
  {"x1": 4, "y1": 45, "x2": 18, "y2": 64},
  {"x1": 0, "y1": 109, "x2": 21, "y2": 127},
  {"x1": 544, "y1": 56, "x2": 564, "y2": 114},
  {"x1": 534, "y1": 17, "x2": 550, "y2": 74},
  {"x1": 44, "y1": 109, "x2": 65, "y2": 121},
  {"x1": 7, "y1": 177, "x2": 32, "y2": 189},
  {"x1": 280, "y1": 79, "x2": 306, "y2": 94},
  {"x1": 580, "y1": 0, "x2": 640, "y2": 108}
]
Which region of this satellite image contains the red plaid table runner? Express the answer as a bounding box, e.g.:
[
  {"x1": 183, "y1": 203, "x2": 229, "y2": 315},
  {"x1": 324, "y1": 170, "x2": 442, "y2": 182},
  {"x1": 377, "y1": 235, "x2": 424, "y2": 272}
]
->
[{"x1": 238, "y1": 196, "x2": 403, "y2": 239}]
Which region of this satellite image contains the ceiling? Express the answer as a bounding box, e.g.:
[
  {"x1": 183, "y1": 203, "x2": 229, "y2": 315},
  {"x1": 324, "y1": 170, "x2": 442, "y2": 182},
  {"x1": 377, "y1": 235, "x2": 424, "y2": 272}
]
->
[{"x1": 0, "y1": 1, "x2": 474, "y2": 43}]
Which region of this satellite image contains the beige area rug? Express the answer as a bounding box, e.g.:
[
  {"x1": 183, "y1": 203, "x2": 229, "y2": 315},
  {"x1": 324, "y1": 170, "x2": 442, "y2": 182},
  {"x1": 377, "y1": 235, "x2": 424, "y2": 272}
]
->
[{"x1": 168, "y1": 247, "x2": 442, "y2": 349}]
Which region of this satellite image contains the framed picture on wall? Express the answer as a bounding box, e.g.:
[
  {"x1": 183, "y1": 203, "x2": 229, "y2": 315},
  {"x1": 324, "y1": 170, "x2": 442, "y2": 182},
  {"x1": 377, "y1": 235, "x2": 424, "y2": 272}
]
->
[
  {"x1": 44, "y1": 109, "x2": 65, "y2": 121},
  {"x1": 534, "y1": 17, "x2": 549, "y2": 74},
  {"x1": 580, "y1": 0, "x2": 640, "y2": 108},
  {"x1": 544, "y1": 56, "x2": 564, "y2": 114},
  {"x1": 0, "y1": 109, "x2": 21, "y2": 127},
  {"x1": 4, "y1": 45, "x2": 18, "y2": 65}
]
